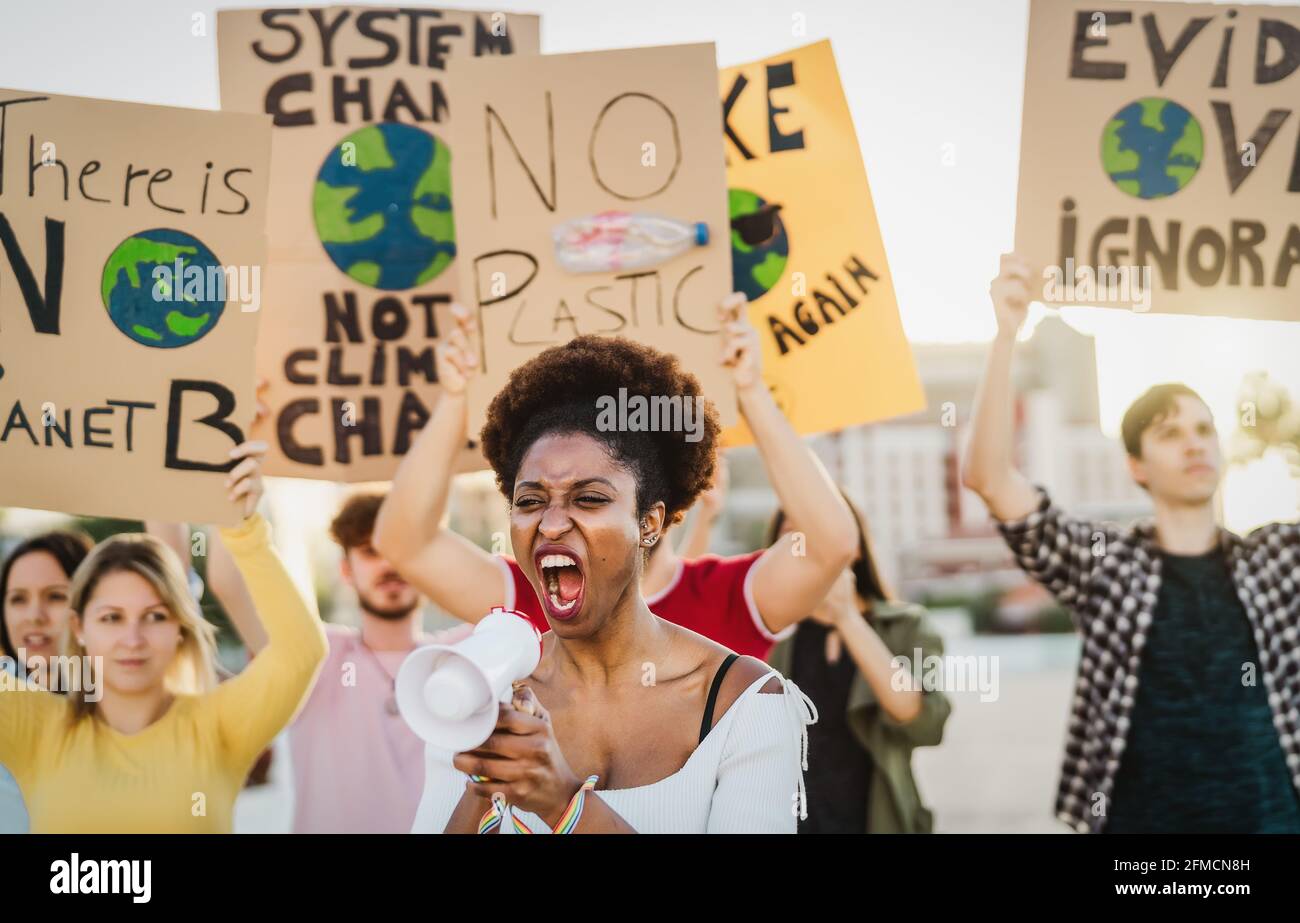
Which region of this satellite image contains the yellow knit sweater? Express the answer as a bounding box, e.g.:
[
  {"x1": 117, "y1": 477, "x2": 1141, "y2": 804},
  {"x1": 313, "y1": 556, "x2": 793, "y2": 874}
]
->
[{"x1": 0, "y1": 514, "x2": 327, "y2": 833}]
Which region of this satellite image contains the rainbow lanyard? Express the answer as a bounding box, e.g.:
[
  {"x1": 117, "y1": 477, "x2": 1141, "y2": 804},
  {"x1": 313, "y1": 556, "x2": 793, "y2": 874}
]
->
[{"x1": 473, "y1": 774, "x2": 600, "y2": 834}]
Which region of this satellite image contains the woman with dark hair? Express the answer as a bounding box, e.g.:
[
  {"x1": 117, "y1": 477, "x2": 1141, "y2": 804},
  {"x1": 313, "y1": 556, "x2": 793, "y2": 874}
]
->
[
  {"x1": 406, "y1": 299, "x2": 818, "y2": 833},
  {"x1": 765, "y1": 499, "x2": 951, "y2": 833},
  {"x1": 0, "y1": 442, "x2": 328, "y2": 833},
  {"x1": 0, "y1": 530, "x2": 93, "y2": 833},
  {"x1": 1, "y1": 531, "x2": 94, "y2": 683},
  {"x1": 377, "y1": 297, "x2": 859, "y2": 660}
]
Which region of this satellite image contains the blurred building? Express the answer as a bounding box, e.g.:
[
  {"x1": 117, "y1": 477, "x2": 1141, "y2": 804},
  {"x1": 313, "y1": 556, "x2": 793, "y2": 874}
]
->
[{"x1": 707, "y1": 316, "x2": 1151, "y2": 607}]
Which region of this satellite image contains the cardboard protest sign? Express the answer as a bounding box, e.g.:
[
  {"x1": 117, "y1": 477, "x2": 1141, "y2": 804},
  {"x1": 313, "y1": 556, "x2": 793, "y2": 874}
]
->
[
  {"x1": 447, "y1": 43, "x2": 737, "y2": 432},
  {"x1": 719, "y1": 40, "x2": 924, "y2": 444},
  {"x1": 0, "y1": 90, "x2": 271, "y2": 525},
  {"x1": 1016, "y1": 0, "x2": 1300, "y2": 321},
  {"x1": 217, "y1": 7, "x2": 540, "y2": 480}
]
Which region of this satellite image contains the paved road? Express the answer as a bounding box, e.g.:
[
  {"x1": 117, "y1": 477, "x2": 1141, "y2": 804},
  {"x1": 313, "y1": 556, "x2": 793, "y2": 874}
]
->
[{"x1": 914, "y1": 659, "x2": 1076, "y2": 833}]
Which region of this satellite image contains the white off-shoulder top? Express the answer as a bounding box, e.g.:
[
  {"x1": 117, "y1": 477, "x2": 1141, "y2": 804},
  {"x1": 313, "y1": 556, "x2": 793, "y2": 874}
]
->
[{"x1": 411, "y1": 671, "x2": 818, "y2": 834}]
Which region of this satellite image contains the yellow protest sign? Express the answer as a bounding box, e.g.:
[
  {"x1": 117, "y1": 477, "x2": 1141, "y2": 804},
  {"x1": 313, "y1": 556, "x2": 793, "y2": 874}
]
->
[{"x1": 720, "y1": 40, "x2": 924, "y2": 445}]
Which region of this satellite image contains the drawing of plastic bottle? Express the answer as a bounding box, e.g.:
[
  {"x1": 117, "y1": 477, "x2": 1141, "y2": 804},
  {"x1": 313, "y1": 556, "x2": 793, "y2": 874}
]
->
[{"x1": 551, "y1": 211, "x2": 709, "y2": 274}]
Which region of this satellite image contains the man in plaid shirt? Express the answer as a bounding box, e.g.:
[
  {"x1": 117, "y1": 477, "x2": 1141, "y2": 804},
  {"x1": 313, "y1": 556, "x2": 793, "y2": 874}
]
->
[{"x1": 960, "y1": 254, "x2": 1300, "y2": 834}]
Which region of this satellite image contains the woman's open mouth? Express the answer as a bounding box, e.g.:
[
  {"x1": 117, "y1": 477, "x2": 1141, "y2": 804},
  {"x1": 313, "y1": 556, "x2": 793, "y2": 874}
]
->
[
  {"x1": 536, "y1": 548, "x2": 585, "y2": 621},
  {"x1": 22, "y1": 632, "x2": 53, "y2": 652}
]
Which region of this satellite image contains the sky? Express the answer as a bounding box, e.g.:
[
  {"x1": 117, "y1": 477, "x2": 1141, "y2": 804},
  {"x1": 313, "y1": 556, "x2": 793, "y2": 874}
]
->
[{"x1": 2, "y1": 0, "x2": 1298, "y2": 529}]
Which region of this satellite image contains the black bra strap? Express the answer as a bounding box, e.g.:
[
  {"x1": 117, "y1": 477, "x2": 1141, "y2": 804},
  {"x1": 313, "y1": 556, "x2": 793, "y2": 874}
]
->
[{"x1": 699, "y1": 653, "x2": 740, "y2": 743}]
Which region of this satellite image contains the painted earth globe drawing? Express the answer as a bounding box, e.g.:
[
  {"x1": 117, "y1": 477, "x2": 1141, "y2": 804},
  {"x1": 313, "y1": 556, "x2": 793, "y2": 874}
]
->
[
  {"x1": 1101, "y1": 97, "x2": 1203, "y2": 200},
  {"x1": 100, "y1": 228, "x2": 225, "y2": 348},
  {"x1": 729, "y1": 187, "x2": 789, "y2": 301},
  {"x1": 313, "y1": 122, "x2": 455, "y2": 290}
]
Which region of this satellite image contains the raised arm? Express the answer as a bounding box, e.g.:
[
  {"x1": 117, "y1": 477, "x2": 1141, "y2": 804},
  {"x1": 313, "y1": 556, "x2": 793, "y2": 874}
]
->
[
  {"x1": 720, "y1": 294, "x2": 857, "y2": 635},
  {"x1": 143, "y1": 521, "x2": 190, "y2": 568},
  {"x1": 817, "y1": 572, "x2": 924, "y2": 726},
  {"x1": 959, "y1": 253, "x2": 1041, "y2": 521},
  {"x1": 675, "y1": 459, "x2": 726, "y2": 560},
  {"x1": 961, "y1": 256, "x2": 1115, "y2": 611},
  {"x1": 843, "y1": 604, "x2": 951, "y2": 747},
  {"x1": 203, "y1": 530, "x2": 268, "y2": 654},
  {"x1": 142, "y1": 523, "x2": 268, "y2": 655},
  {"x1": 373, "y1": 304, "x2": 508, "y2": 625},
  {"x1": 147, "y1": 381, "x2": 272, "y2": 655},
  {"x1": 209, "y1": 442, "x2": 327, "y2": 771}
]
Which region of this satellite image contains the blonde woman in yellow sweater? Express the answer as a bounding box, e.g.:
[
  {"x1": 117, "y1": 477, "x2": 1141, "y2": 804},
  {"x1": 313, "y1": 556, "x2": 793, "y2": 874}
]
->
[{"x1": 0, "y1": 441, "x2": 328, "y2": 833}]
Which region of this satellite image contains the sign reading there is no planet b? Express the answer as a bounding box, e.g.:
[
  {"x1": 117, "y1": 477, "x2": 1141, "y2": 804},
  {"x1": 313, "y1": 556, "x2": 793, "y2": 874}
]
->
[{"x1": 0, "y1": 89, "x2": 271, "y2": 524}]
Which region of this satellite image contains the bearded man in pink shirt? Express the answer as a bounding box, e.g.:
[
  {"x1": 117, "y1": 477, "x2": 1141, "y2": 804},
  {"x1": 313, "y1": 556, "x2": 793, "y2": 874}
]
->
[{"x1": 285, "y1": 493, "x2": 468, "y2": 834}]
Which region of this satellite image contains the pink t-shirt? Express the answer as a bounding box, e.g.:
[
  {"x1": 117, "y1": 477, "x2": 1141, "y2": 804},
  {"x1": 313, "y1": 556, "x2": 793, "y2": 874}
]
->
[{"x1": 288, "y1": 622, "x2": 471, "y2": 834}]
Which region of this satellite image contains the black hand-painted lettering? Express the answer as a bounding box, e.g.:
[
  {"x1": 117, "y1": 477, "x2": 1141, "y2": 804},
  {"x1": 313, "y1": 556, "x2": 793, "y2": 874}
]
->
[{"x1": 165, "y1": 379, "x2": 242, "y2": 472}]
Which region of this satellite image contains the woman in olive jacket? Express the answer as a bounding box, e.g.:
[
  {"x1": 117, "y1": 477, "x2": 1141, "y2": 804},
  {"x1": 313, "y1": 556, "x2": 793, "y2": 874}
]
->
[{"x1": 765, "y1": 499, "x2": 950, "y2": 834}]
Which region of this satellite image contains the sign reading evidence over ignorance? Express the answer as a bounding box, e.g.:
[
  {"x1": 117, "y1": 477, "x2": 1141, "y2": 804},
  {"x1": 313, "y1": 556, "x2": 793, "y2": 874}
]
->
[{"x1": 1016, "y1": 0, "x2": 1300, "y2": 321}]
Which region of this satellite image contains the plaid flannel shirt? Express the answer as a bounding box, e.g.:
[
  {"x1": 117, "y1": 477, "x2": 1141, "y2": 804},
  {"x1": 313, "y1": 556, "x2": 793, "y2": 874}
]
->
[{"x1": 997, "y1": 487, "x2": 1300, "y2": 833}]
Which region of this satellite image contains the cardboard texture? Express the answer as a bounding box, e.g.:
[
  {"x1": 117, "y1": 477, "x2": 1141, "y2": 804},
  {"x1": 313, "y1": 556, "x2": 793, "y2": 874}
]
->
[
  {"x1": 446, "y1": 42, "x2": 737, "y2": 433},
  {"x1": 218, "y1": 7, "x2": 540, "y2": 479},
  {"x1": 1016, "y1": 0, "x2": 1300, "y2": 321},
  {"x1": 0, "y1": 89, "x2": 271, "y2": 524}
]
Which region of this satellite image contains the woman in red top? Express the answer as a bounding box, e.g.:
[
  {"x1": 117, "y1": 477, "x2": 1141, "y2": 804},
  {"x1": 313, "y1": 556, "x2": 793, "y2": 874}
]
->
[{"x1": 375, "y1": 296, "x2": 856, "y2": 655}]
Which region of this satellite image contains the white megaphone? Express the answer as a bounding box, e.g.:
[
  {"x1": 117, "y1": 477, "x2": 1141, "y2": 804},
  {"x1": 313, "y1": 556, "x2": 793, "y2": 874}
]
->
[{"x1": 396, "y1": 607, "x2": 542, "y2": 758}]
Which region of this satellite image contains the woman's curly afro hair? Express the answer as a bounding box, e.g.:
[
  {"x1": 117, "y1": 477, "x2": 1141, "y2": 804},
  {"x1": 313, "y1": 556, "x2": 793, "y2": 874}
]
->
[{"x1": 480, "y1": 335, "x2": 720, "y2": 528}]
